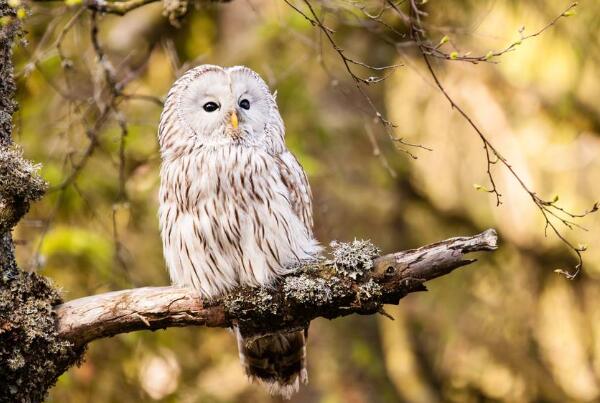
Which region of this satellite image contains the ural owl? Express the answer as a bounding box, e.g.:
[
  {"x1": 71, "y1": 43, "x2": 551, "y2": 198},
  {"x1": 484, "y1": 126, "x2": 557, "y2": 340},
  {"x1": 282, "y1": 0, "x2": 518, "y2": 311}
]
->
[{"x1": 158, "y1": 65, "x2": 321, "y2": 397}]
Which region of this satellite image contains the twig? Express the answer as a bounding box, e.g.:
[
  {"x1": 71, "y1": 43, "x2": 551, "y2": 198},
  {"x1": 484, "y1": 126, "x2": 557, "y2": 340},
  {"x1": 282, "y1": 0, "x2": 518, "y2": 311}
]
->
[
  {"x1": 420, "y1": 2, "x2": 579, "y2": 64},
  {"x1": 285, "y1": 0, "x2": 429, "y2": 160},
  {"x1": 404, "y1": 0, "x2": 595, "y2": 278}
]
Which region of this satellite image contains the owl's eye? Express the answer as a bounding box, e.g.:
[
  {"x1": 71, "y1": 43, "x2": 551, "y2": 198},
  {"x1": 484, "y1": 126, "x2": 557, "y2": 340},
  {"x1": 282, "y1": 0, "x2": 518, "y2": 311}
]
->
[
  {"x1": 203, "y1": 102, "x2": 220, "y2": 112},
  {"x1": 239, "y1": 99, "x2": 250, "y2": 110}
]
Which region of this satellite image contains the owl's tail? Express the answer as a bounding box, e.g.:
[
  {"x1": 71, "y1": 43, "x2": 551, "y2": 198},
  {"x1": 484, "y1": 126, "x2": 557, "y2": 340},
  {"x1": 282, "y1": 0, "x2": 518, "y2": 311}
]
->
[{"x1": 235, "y1": 327, "x2": 308, "y2": 399}]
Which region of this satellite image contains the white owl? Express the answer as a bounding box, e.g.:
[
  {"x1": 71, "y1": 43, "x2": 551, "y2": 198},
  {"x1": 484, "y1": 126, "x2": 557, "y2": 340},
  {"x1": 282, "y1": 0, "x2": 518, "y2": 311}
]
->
[{"x1": 157, "y1": 65, "x2": 321, "y2": 398}]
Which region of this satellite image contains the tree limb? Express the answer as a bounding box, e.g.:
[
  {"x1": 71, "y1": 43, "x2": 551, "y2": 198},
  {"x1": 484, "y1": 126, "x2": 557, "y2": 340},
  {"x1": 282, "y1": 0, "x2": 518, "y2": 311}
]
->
[
  {"x1": 56, "y1": 229, "x2": 498, "y2": 348},
  {"x1": 86, "y1": 0, "x2": 160, "y2": 15},
  {"x1": 31, "y1": 0, "x2": 231, "y2": 16},
  {"x1": 29, "y1": 0, "x2": 159, "y2": 15}
]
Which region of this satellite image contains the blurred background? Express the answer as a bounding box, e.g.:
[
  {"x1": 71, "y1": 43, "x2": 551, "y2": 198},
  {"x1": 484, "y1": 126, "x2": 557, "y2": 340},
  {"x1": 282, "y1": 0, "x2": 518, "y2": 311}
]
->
[{"x1": 10, "y1": 0, "x2": 600, "y2": 401}]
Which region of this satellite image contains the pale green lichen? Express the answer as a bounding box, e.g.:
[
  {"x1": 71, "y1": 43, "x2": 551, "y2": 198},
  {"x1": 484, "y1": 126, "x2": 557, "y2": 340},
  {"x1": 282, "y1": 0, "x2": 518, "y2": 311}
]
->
[
  {"x1": 330, "y1": 239, "x2": 380, "y2": 280},
  {"x1": 0, "y1": 146, "x2": 45, "y2": 197},
  {"x1": 286, "y1": 257, "x2": 327, "y2": 274},
  {"x1": 225, "y1": 286, "x2": 278, "y2": 318},
  {"x1": 0, "y1": 146, "x2": 47, "y2": 231},
  {"x1": 252, "y1": 287, "x2": 277, "y2": 315},
  {"x1": 283, "y1": 275, "x2": 333, "y2": 305},
  {"x1": 357, "y1": 278, "x2": 383, "y2": 302}
]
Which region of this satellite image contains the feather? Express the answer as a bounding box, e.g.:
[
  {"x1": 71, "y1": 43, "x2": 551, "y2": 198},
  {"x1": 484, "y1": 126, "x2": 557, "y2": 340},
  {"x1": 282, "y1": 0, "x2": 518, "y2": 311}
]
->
[{"x1": 158, "y1": 65, "x2": 320, "y2": 397}]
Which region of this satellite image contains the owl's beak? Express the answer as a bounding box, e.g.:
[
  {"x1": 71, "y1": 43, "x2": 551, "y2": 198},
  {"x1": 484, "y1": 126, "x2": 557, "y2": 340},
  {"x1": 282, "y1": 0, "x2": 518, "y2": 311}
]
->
[{"x1": 230, "y1": 111, "x2": 239, "y2": 129}]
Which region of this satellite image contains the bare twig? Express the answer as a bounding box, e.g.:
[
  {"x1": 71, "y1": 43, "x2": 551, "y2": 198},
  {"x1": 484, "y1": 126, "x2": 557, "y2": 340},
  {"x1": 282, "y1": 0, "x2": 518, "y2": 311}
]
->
[
  {"x1": 403, "y1": 0, "x2": 595, "y2": 278},
  {"x1": 420, "y1": 2, "x2": 579, "y2": 64},
  {"x1": 284, "y1": 0, "x2": 430, "y2": 160}
]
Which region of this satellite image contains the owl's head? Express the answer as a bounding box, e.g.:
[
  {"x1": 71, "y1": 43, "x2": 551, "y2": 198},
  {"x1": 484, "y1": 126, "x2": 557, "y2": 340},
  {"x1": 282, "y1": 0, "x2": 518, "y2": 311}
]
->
[{"x1": 158, "y1": 65, "x2": 284, "y2": 158}]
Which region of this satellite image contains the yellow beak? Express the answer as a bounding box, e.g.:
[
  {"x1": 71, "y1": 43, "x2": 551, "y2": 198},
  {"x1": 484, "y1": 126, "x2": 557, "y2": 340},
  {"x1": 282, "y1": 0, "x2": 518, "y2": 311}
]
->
[{"x1": 230, "y1": 111, "x2": 239, "y2": 129}]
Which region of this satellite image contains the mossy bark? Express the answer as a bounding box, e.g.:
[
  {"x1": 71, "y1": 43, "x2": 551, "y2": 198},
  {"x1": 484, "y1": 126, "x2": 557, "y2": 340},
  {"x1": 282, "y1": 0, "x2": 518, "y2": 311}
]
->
[{"x1": 0, "y1": 3, "x2": 84, "y2": 402}]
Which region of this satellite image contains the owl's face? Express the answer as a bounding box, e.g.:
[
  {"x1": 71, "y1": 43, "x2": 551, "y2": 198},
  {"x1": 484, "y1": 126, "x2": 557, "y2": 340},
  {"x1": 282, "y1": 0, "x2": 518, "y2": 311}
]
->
[{"x1": 161, "y1": 65, "x2": 284, "y2": 154}]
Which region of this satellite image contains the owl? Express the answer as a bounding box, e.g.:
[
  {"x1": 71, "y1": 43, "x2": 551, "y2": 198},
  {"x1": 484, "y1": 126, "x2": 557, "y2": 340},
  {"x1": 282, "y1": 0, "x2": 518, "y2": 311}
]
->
[{"x1": 157, "y1": 65, "x2": 321, "y2": 398}]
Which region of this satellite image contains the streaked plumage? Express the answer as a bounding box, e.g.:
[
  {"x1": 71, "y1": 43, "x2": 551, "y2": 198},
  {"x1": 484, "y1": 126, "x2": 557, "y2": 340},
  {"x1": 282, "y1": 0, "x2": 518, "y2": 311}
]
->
[{"x1": 158, "y1": 65, "x2": 321, "y2": 397}]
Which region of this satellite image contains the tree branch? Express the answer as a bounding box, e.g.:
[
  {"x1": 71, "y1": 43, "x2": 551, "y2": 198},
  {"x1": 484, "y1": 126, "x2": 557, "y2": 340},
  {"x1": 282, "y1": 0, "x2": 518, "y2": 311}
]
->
[
  {"x1": 29, "y1": 0, "x2": 159, "y2": 15},
  {"x1": 86, "y1": 0, "x2": 160, "y2": 16},
  {"x1": 56, "y1": 229, "x2": 498, "y2": 348},
  {"x1": 31, "y1": 0, "x2": 232, "y2": 16}
]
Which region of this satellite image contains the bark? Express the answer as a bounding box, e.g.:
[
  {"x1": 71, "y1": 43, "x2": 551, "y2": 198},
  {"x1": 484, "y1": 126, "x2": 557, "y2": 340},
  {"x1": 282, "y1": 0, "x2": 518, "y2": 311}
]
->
[
  {"x1": 0, "y1": 0, "x2": 20, "y2": 274},
  {"x1": 1, "y1": 4, "x2": 83, "y2": 402},
  {"x1": 56, "y1": 229, "x2": 498, "y2": 348}
]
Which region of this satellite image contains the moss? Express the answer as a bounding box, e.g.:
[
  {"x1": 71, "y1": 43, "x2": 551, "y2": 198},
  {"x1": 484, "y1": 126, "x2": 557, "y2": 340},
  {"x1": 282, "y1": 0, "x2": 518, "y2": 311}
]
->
[
  {"x1": 330, "y1": 239, "x2": 381, "y2": 280},
  {"x1": 0, "y1": 269, "x2": 85, "y2": 403}
]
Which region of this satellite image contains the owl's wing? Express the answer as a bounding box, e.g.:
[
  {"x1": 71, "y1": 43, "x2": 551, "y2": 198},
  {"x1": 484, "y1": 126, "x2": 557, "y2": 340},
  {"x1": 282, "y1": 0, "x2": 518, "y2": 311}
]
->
[{"x1": 275, "y1": 151, "x2": 315, "y2": 236}]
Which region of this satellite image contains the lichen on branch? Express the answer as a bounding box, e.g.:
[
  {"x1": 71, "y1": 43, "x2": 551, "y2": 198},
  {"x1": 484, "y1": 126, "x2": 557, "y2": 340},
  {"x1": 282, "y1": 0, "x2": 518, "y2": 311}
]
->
[
  {"x1": 55, "y1": 229, "x2": 498, "y2": 347},
  {"x1": 0, "y1": 146, "x2": 47, "y2": 232}
]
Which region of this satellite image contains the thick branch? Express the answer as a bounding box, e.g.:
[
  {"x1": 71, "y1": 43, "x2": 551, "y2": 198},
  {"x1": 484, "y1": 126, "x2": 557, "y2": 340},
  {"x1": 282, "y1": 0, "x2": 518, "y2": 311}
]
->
[{"x1": 56, "y1": 229, "x2": 498, "y2": 347}]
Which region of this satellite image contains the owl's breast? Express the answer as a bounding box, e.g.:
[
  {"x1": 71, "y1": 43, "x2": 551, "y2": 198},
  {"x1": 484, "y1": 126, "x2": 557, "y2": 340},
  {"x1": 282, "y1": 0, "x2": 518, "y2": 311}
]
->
[
  {"x1": 158, "y1": 145, "x2": 319, "y2": 296},
  {"x1": 159, "y1": 145, "x2": 282, "y2": 210}
]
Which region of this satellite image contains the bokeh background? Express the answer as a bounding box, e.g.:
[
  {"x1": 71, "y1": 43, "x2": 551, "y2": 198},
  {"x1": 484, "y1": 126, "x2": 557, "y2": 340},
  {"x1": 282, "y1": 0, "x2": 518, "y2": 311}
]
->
[{"x1": 11, "y1": 0, "x2": 600, "y2": 401}]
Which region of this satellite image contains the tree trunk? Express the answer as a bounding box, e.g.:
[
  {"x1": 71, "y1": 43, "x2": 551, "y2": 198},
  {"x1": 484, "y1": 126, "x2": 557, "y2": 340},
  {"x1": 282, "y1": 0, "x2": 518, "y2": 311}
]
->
[{"x1": 1, "y1": 3, "x2": 85, "y2": 402}]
